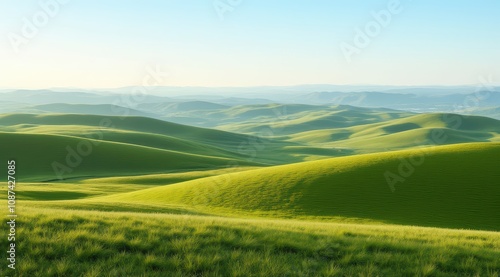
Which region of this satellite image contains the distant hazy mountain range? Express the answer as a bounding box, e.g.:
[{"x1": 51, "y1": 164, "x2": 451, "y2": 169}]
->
[{"x1": 1, "y1": 87, "x2": 499, "y2": 119}]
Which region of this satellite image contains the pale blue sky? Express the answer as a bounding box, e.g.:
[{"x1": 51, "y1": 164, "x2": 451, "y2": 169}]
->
[{"x1": 1, "y1": 0, "x2": 499, "y2": 88}]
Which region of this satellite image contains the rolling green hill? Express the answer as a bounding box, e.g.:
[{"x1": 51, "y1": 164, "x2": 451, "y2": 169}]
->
[
  {"x1": 104, "y1": 142, "x2": 500, "y2": 230},
  {"x1": 0, "y1": 113, "x2": 253, "y2": 148},
  {"x1": 0, "y1": 113, "x2": 306, "y2": 154},
  {"x1": 0, "y1": 113, "x2": 357, "y2": 163},
  {"x1": 2, "y1": 111, "x2": 499, "y2": 170},
  {"x1": 138, "y1": 103, "x2": 413, "y2": 130},
  {"x1": 2, "y1": 108, "x2": 499, "y2": 276},
  {"x1": 466, "y1": 106, "x2": 500, "y2": 120},
  {"x1": 0, "y1": 132, "x2": 259, "y2": 181},
  {"x1": 155, "y1": 103, "x2": 337, "y2": 128},
  {"x1": 289, "y1": 113, "x2": 500, "y2": 152},
  {"x1": 7, "y1": 125, "x2": 250, "y2": 160},
  {"x1": 210, "y1": 104, "x2": 413, "y2": 134}
]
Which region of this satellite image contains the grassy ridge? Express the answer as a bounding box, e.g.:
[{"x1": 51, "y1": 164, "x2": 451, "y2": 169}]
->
[
  {"x1": 105, "y1": 142, "x2": 500, "y2": 230},
  {"x1": 0, "y1": 113, "x2": 343, "y2": 164},
  {"x1": 0, "y1": 132, "x2": 258, "y2": 181},
  {"x1": 289, "y1": 113, "x2": 500, "y2": 152},
  {"x1": 216, "y1": 104, "x2": 412, "y2": 135},
  {"x1": 12, "y1": 125, "x2": 249, "y2": 160},
  {"x1": 0, "y1": 113, "x2": 255, "y2": 149},
  {"x1": 2, "y1": 112, "x2": 499, "y2": 163}
]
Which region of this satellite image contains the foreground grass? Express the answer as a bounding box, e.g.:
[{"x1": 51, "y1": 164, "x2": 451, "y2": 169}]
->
[{"x1": 1, "y1": 206, "x2": 499, "y2": 276}]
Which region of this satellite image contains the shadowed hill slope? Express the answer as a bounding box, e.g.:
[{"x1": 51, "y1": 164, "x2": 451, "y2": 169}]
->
[{"x1": 0, "y1": 132, "x2": 260, "y2": 181}]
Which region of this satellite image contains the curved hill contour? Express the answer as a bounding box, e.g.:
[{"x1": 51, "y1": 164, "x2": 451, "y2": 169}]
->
[
  {"x1": 106, "y1": 142, "x2": 500, "y2": 230},
  {"x1": 0, "y1": 132, "x2": 259, "y2": 181}
]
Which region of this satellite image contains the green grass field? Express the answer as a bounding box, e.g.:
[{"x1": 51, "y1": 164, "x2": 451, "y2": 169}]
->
[
  {"x1": 1, "y1": 110, "x2": 499, "y2": 276},
  {"x1": 1, "y1": 206, "x2": 498, "y2": 276}
]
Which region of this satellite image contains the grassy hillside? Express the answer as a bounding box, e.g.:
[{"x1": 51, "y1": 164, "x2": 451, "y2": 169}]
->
[
  {"x1": 2, "y1": 206, "x2": 498, "y2": 276},
  {"x1": 0, "y1": 113, "x2": 357, "y2": 163},
  {"x1": 215, "y1": 105, "x2": 412, "y2": 134},
  {"x1": 9, "y1": 125, "x2": 250, "y2": 160},
  {"x1": 15, "y1": 168, "x2": 258, "y2": 201},
  {"x1": 105, "y1": 142, "x2": 500, "y2": 230},
  {"x1": 0, "y1": 132, "x2": 258, "y2": 181},
  {"x1": 155, "y1": 103, "x2": 336, "y2": 128},
  {"x1": 139, "y1": 103, "x2": 413, "y2": 130},
  {"x1": 461, "y1": 106, "x2": 500, "y2": 120},
  {"x1": 1, "y1": 108, "x2": 499, "y2": 276},
  {"x1": 337, "y1": 127, "x2": 498, "y2": 151},
  {"x1": 0, "y1": 113, "x2": 253, "y2": 148},
  {"x1": 290, "y1": 113, "x2": 500, "y2": 152},
  {"x1": 3, "y1": 110, "x2": 497, "y2": 161}
]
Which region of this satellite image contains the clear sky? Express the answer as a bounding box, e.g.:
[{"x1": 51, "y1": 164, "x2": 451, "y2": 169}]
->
[{"x1": 1, "y1": 0, "x2": 499, "y2": 89}]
